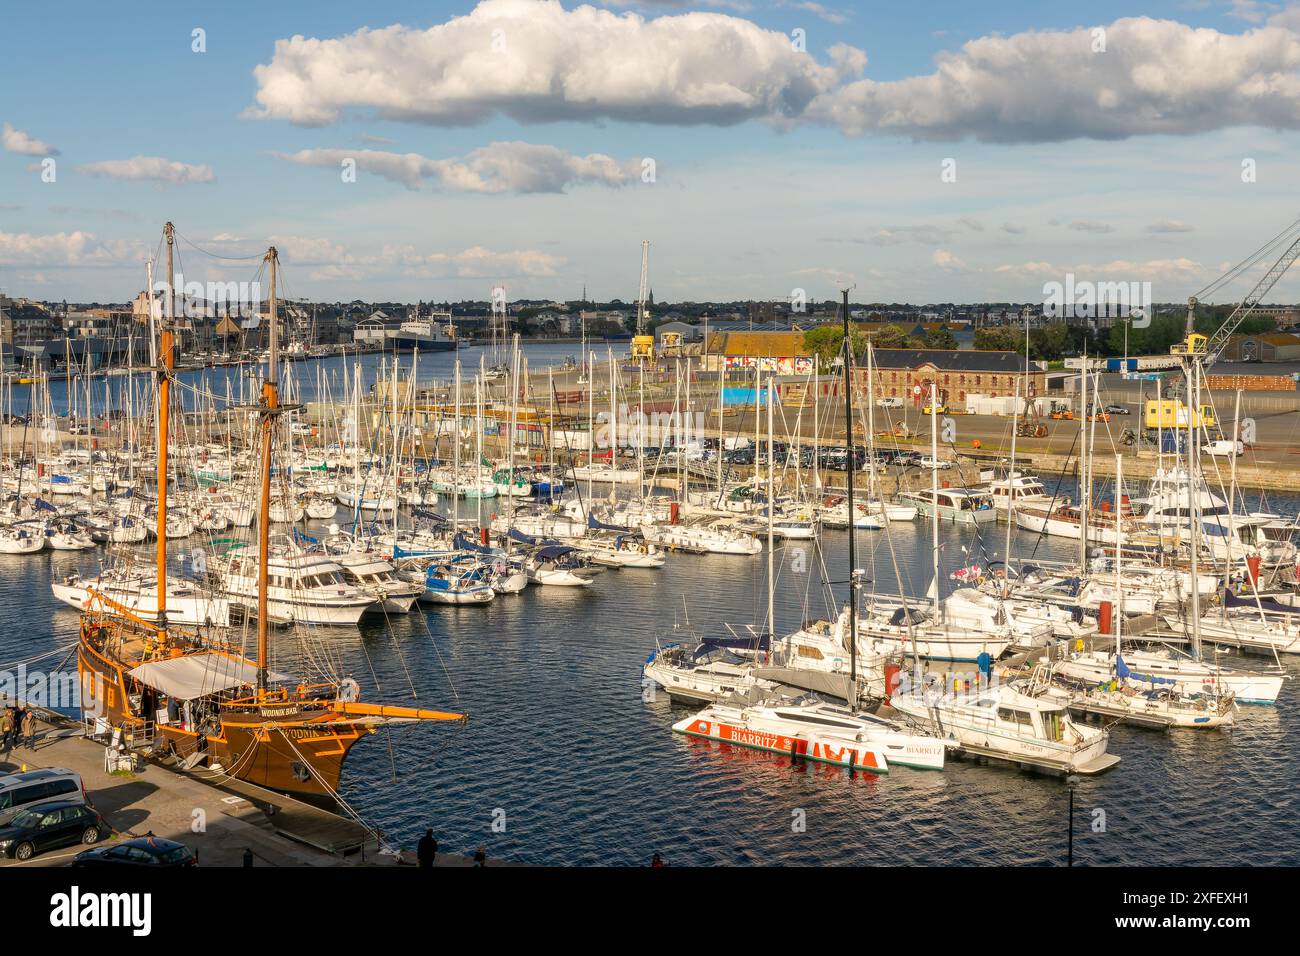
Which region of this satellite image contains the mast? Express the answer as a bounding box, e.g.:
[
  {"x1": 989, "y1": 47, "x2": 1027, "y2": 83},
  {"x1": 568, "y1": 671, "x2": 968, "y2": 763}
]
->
[
  {"x1": 1187, "y1": 355, "x2": 1203, "y2": 660},
  {"x1": 839, "y1": 290, "x2": 859, "y2": 701},
  {"x1": 929, "y1": 377, "x2": 940, "y2": 619},
  {"x1": 1114, "y1": 452, "x2": 1124, "y2": 657},
  {"x1": 766, "y1": 373, "x2": 775, "y2": 642},
  {"x1": 1004, "y1": 381, "x2": 1020, "y2": 595},
  {"x1": 256, "y1": 245, "x2": 280, "y2": 693},
  {"x1": 1078, "y1": 348, "x2": 1089, "y2": 569},
  {"x1": 156, "y1": 223, "x2": 176, "y2": 630}
]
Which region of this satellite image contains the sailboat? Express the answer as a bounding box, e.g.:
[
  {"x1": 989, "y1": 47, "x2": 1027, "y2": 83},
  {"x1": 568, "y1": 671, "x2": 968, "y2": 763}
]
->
[{"x1": 76, "y1": 229, "x2": 466, "y2": 798}]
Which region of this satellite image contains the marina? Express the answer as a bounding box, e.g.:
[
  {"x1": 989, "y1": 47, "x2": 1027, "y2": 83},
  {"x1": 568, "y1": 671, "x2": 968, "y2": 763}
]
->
[
  {"x1": 2, "y1": 228, "x2": 1299, "y2": 869},
  {"x1": 4, "y1": 8, "x2": 1300, "y2": 924}
]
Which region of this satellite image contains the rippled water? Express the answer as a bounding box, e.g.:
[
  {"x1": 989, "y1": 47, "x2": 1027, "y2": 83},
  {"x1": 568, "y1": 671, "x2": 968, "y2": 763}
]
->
[{"x1": 7, "y1": 490, "x2": 1298, "y2": 866}]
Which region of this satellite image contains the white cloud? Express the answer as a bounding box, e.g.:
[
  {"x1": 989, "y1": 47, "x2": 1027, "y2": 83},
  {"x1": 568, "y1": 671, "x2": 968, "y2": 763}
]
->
[
  {"x1": 260, "y1": 234, "x2": 564, "y2": 282},
  {"x1": 247, "y1": 0, "x2": 858, "y2": 128},
  {"x1": 869, "y1": 225, "x2": 955, "y2": 245},
  {"x1": 0, "y1": 230, "x2": 138, "y2": 267},
  {"x1": 808, "y1": 16, "x2": 1300, "y2": 142},
  {"x1": 1002, "y1": 222, "x2": 1027, "y2": 235},
  {"x1": 276, "y1": 142, "x2": 640, "y2": 193},
  {"x1": 932, "y1": 248, "x2": 966, "y2": 270},
  {"x1": 1067, "y1": 220, "x2": 1116, "y2": 234},
  {"x1": 783, "y1": 2, "x2": 849, "y2": 25},
  {"x1": 77, "y1": 156, "x2": 215, "y2": 185},
  {"x1": 1, "y1": 122, "x2": 59, "y2": 156},
  {"x1": 1146, "y1": 219, "x2": 1196, "y2": 232},
  {"x1": 244, "y1": 3, "x2": 1300, "y2": 144},
  {"x1": 994, "y1": 256, "x2": 1205, "y2": 284}
]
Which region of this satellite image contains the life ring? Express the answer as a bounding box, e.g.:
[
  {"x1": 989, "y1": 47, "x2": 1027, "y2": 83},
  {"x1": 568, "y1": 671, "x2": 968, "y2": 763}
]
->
[{"x1": 337, "y1": 677, "x2": 360, "y2": 702}]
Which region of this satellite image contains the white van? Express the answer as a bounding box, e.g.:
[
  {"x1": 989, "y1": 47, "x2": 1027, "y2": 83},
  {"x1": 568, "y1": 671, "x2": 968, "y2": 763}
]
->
[
  {"x1": 877, "y1": 397, "x2": 904, "y2": 409},
  {"x1": 0, "y1": 768, "x2": 86, "y2": 824}
]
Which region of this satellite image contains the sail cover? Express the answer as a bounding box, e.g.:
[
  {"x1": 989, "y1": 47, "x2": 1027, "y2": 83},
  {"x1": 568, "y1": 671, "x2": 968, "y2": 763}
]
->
[{"x1": 128, "y1": 653, "x2": 278, "y2": 701}]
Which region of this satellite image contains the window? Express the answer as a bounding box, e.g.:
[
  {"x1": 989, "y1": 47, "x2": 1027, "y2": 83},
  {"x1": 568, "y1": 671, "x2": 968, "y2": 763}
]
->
[{"x1": 796, "y1": 646, "x2": 825, "y2": 660}]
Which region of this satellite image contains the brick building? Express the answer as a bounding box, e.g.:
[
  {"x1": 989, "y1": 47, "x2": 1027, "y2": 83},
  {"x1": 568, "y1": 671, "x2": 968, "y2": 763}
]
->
[{"x1": 861, "y1": 349, "x2": 1044, "y2": 405}]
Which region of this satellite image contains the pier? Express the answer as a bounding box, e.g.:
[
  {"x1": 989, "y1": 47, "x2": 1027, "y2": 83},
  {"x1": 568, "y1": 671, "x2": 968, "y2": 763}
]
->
[{"x1": 0, "y1": 707, "x2": 508, "y2": 868}]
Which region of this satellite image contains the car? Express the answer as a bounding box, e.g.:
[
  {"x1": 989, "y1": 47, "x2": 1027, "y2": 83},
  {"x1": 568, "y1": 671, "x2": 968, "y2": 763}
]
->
[
  {"x1": 289, "y1": 422, "x2": 312, "y2": 436},
  {"x1": 918, "y1": 455, "x2": 954, "y2": 470},
  {"x1": 1103, "y1": 404, "x2": 1131, "y2": 415},
  {"x1": 73, "y1": 835, "x2": 197, "y2": 868},
  {"x1": 876, "y1": 397, "x2": 904, "y2": 409},
  {"x1": 1203, "y1": 440, "x2": 1244, "y2": 457},
  {"x1": 0, "y1": 768, "x2": 86, "y2": 825},
  {"x1": 0, "y1": 800, "x2": 106, "y2": 861},
  {"x1": 67, "y1": 423, "x2": 89, "y2": 435}
]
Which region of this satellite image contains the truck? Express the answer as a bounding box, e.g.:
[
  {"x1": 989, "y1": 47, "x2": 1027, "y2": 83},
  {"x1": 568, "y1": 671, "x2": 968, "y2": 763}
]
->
[{"x1": 1143, "y1": 399, "x2": 1216, "y2": 430}]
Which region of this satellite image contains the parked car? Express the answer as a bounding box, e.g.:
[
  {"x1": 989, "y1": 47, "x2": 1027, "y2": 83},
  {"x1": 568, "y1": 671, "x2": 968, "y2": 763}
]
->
[
  {"x1": 1203, "y1": 440, "x2": 1244, "y2": 457},
  {"x1": 0, "y1": 768, "x2": 86, "y2": 825},
  {"x1": 1103, "y1": 404, "x2": 1131, "y2": 415},
  {"x1": 0, "y1": 800, "x2": 106, "y2": 861},
  {"x1": 74, "y1": 835, "x2": 196, "y2": 868},
  {"x1": 877, "y1": 396, "x2": 904, "y2": 409},
  {"x1": 919, "y1": 455, "x2": 954, "y2": 470}
]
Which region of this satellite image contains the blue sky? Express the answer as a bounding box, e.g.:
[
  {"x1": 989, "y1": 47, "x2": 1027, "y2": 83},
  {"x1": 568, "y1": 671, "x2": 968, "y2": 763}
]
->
[{"x1": 3, "y1": 0, "x2": 1300, "y2": 306}]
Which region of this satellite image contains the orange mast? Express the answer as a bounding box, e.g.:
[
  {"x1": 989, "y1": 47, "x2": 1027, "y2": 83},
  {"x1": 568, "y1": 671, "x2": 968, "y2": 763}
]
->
[
  {"x1": 156, "y1": 222, "x2": 176, "y2": 630},
  {"x1": 256, "y1": 246, "x2": 279, "y2": 693}
]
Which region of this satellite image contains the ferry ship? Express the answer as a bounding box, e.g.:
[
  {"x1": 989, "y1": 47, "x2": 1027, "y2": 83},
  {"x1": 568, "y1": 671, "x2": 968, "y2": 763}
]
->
[{"x1": 386, "y1": 310, "x2": 457, "y2": 352}]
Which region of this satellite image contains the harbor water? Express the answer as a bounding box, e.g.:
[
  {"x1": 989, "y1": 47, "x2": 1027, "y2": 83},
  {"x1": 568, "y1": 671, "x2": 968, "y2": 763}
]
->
[{"x1": 6, "y1": 491, "x2": 1299, "y2": 866}]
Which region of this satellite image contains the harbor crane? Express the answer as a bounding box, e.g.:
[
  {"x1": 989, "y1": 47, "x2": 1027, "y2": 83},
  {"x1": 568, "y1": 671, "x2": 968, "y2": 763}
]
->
[
  {"x1": 1068, "y1": 217, "x2": 1300, "y2": 373},
  {"x1": 630, "y1": 239, "x2": 655, "y2": 360}
]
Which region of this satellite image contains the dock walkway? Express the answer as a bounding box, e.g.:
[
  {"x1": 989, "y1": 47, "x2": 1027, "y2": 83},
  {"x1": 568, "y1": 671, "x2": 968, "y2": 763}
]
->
[{"x1": 0, "y1": 711, "x2": 501, "y2": 867}]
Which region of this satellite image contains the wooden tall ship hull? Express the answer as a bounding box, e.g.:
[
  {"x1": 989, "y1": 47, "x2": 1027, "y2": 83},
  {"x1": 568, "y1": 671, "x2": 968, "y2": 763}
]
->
[{"x1": 78, "y1": 615, "x2": 461, "y2": 798}]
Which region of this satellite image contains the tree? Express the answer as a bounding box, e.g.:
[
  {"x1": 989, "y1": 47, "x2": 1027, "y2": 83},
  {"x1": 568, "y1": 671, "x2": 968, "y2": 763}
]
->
[
  {"x1": 920, "y1": 327, "x2": 958, "y2": 350},
  {"x1": 974, "y1": 326, "x2": 1021, "y2": 352},
  {"x1": 868, "y1": 323, "x2": 913, "y2": 349},
  {"x1": 803, "y1": 325, "x2": 868, "y2": 367}
]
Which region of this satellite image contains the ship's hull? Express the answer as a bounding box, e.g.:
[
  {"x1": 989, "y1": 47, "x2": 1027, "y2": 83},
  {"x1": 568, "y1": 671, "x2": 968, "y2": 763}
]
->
[
  {"x1": 387, "y1": 336, "x2": 456, "y2": 352},
  {"x1": 77, "y1": 637, "x2": 363, "y2": 797}
]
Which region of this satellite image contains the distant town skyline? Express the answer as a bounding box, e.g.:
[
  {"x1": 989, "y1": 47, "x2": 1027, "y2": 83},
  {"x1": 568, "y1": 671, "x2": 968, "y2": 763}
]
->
[{"x1": 6, "y1": 1, "x2": 1300, "y2": 306}]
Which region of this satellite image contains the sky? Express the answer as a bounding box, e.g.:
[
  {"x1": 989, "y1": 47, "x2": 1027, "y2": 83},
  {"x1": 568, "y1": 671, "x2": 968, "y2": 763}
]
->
[{"x1": 4, "y1": 0, "x2": 1300, "y2": 307}]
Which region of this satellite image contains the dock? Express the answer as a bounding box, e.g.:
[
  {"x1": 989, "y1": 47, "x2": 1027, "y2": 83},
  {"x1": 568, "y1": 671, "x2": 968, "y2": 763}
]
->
[
  {"x1": 948, "y1": 740, "x2": 1122, "y2": 776},
  {"x1": 0, "y1": 708, "x2": 512, "y2": 867}
]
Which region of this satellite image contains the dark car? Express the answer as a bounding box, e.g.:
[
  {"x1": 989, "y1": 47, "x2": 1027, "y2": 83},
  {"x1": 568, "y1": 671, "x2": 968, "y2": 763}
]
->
[
  {"x1": 0, "y1": 800, "x2": 107, "y2": 861},
  {"x1": 74, "y1": 835, "x2": 196, "y2": 868},
  {"x1": 1103, "y1": 404, "x2": 1131, "y2": 415}
]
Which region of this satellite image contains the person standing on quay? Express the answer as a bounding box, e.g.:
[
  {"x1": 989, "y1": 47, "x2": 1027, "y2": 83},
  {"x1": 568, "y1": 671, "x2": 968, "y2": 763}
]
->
[
  {"x1": 0, "y1": 708, "x2": 13, "y2": 749},
  {"x1": 417, "y1": 829, "x2": 438, "y2": 868},
  {"x1": 20, "y1": 709, "x2": 35, "y2": 749}
]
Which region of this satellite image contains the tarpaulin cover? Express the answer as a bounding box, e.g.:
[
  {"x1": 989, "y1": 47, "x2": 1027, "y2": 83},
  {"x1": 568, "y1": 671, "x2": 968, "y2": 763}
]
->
[
  {"x1": 128, "y1": 653, "x2": 285, "y2": 701},
  {"x1": 1224, "y1": 589, "x2": 1300, "y2": 616},
  {"x1": 889, "y1": 607, "x2": 929, "y2": 627},
  {"x1": 453, "y1": 532, "x2": 499, "y2": 555},
  {"x1": 587, "y1": 514, "x2": 631, "y2": 533},
  {"x1": 692, "y1": 634, "x2": 770, "y2": 658},
  {"x1": 536, "y1": 545, "x2": 576, "y2": 559},
  {"x1": 1115, "y1": 655, "x2": 1176, "y2": 685}
]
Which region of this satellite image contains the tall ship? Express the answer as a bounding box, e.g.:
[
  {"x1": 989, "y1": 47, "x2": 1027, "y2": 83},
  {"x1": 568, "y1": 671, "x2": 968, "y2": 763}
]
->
[
  {"x1": 76, "y1": 224, "x2": 466, "y2": 799},
  {"x1": 386, "y1": 308, "x2": 457, "y2": 352}
]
